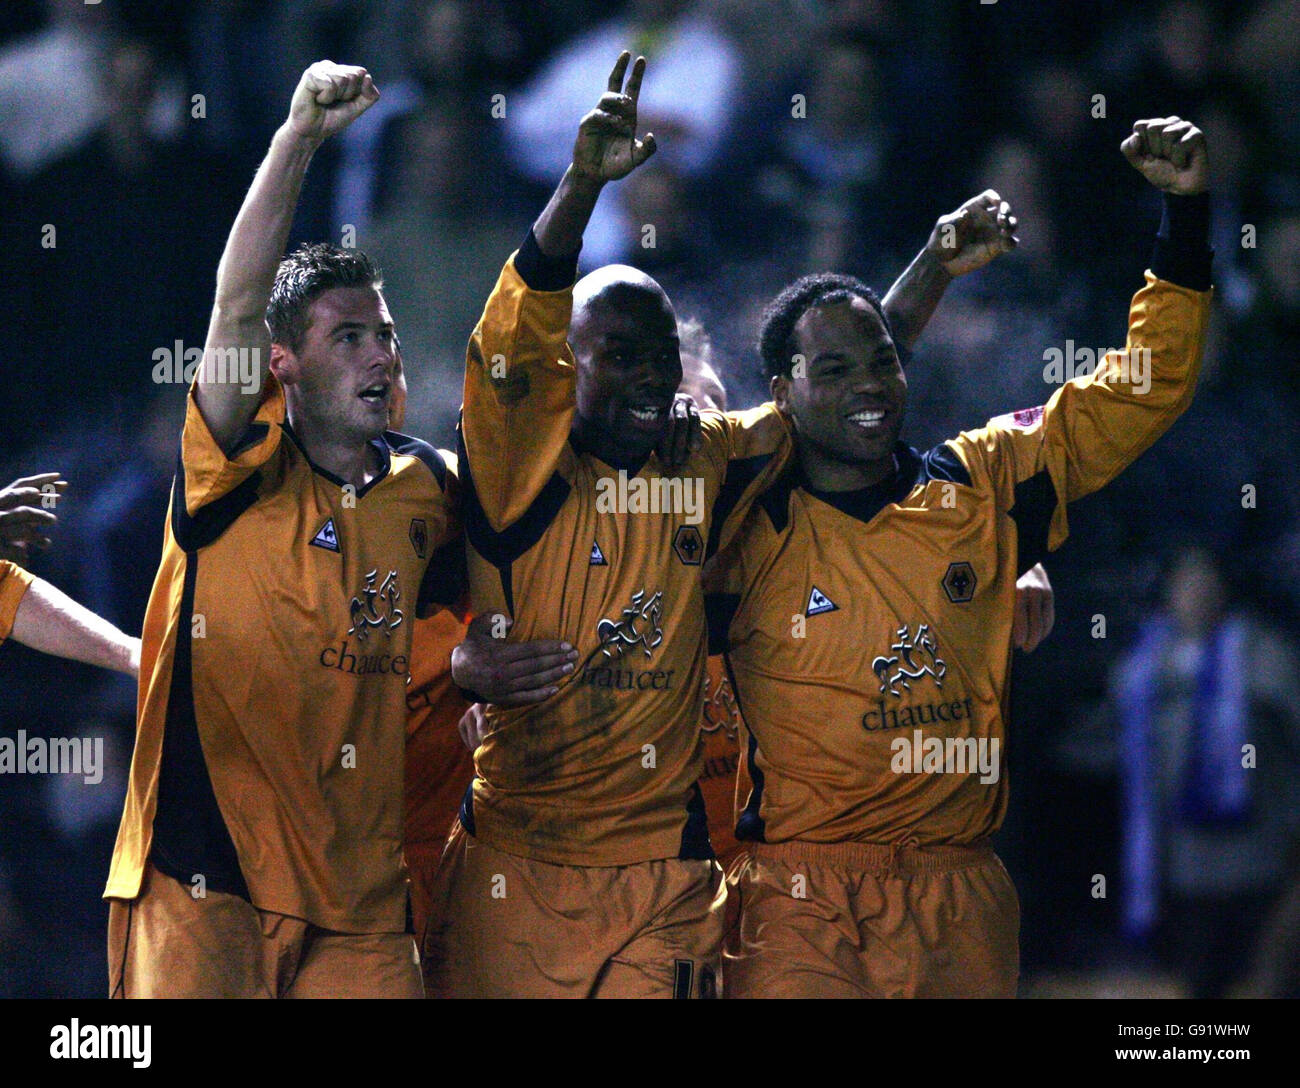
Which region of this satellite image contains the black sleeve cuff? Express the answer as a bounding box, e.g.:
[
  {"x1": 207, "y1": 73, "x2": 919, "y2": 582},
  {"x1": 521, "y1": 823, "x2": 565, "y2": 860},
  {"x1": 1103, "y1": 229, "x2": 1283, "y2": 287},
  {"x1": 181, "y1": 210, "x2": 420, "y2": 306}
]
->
[
  {"x1": 1151, "y1": 192, "x2": 1213, "y2": 292},
  {"x1": 515, "y1": 229, "x2": 580, "y2": 292}
]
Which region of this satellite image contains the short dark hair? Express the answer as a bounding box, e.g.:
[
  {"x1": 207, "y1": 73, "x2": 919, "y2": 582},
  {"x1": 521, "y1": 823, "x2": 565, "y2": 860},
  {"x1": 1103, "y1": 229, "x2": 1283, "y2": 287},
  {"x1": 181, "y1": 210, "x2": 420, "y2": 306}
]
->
[
  {"x1": 266, "y1": 243, "x2": 384, "y2": 350},
  {"x1": 758, "y1": 272, "x2": 891, "y2": 379}
]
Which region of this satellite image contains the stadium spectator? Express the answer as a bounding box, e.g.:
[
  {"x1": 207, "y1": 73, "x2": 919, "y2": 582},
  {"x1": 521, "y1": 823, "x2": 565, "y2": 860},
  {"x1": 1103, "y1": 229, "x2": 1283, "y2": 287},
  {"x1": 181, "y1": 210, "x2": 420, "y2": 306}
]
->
[{"x1": 1113, "y1": 545, "x2": 1300, "y2": 997}]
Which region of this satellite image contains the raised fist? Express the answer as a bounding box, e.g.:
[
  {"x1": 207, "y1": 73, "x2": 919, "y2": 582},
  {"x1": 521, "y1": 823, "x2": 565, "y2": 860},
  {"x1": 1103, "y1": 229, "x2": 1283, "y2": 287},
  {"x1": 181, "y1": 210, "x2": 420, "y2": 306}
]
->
[
  {"x1": 288, "y1": 61, "x2": 379, "y2": 144},
  {"x1": 571, "y1": 52, "x2": 657, "y2": 184},
  {"x1": 925, "y1": 190, "x2": 1019, "y2": 277},
  {"x1": 1121, "y1": 117, "x2": 1208, "y2": 196}
]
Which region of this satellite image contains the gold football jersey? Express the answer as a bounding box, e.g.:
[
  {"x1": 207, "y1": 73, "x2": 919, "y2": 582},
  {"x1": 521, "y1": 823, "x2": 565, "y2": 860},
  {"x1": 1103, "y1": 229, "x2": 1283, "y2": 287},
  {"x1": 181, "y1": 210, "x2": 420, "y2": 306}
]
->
[
  {"x1": 457, "y1": 242, "x2": 791, "y2": 866},
  {"x1": 105, "y1": 377, "x2": 462, "y2": 932},
  {"x1": 709, "y1": 274, "x2": 1211, "y2": 846}
]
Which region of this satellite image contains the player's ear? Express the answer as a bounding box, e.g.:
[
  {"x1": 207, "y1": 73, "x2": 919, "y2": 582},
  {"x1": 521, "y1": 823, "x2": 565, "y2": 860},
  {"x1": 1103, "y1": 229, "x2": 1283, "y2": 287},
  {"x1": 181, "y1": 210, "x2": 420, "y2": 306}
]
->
[
  {"x1": 770, "y1": 373, "x2": 791, "y2": 412},
  {"x1": 269, "y1": 341, "x2": 299, "y2": 386}
]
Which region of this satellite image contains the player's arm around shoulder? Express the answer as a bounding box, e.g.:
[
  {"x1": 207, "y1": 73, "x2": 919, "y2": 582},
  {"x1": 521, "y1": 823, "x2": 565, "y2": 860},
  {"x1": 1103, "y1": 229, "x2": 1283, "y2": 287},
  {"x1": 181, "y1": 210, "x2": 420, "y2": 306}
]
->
[
  {"x1": 680, "y1": 401, "x2": 794, "y2": 481},
  {"x1": 697, "y1": 403, "x2": 794, "y2": 557}
]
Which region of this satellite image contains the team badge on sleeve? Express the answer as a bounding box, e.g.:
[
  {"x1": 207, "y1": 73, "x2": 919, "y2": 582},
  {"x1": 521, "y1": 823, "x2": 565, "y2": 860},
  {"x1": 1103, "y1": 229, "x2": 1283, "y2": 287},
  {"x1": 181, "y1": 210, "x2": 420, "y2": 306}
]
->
[{"x1": 1007, "y1": 406, "x2": 1044, "y2": 429}]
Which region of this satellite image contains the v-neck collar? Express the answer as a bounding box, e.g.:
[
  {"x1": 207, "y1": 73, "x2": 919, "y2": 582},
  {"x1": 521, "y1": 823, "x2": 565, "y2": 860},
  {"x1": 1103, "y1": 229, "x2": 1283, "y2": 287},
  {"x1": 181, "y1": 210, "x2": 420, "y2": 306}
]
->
[
  {"x1": 569, "y1": 429, "x2": 653, "y2": 476},
  {"x1": 281, "y1": 420, "x2": 392, "y2": 498},
  {"x1": 799, "y1": 443, "x2": 922, "y2": 526}
]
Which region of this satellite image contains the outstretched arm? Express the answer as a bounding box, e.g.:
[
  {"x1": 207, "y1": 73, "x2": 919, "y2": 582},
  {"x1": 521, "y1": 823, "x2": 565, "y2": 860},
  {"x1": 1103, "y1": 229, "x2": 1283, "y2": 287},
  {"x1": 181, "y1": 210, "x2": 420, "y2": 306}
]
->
[
  {"x1": 882, "y1": 190, "x2": 1018, "y2": 353},
  {"x1": 6, "y1": 570, "x2": 140, "y2": 677},
  {"x1": 197, "y1": 62, "x2": 379, "y2": 453},
  {"x1": 948, "y1": 117, "x2": 1212, "y2": 560}
]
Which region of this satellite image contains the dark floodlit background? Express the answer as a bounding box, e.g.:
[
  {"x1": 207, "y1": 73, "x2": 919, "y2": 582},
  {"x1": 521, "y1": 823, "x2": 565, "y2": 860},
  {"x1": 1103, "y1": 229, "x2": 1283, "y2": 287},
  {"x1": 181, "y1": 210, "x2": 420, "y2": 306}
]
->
[{"x1": 2, "y1": 0, "x2": 1298, "y2": 998}]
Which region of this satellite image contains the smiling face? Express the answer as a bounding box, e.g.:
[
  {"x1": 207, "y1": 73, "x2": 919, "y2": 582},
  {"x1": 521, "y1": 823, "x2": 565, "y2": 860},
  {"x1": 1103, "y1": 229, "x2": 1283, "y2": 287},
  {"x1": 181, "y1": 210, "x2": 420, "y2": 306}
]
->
[
  {"x1": 570, "y1": 271, "x2": 682, "y2": 464},
  {"x1": 271, "y1": 285, "x2": 398, "y2": 447},
  {"x1": 773, "y1": 296, "x2": 906, "y2": 488}
]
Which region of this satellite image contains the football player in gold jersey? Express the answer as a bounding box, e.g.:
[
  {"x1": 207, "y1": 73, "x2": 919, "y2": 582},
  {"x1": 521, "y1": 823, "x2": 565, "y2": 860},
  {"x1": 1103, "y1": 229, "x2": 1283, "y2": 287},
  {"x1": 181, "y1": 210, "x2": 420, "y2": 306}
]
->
[
  {"x1": 676, "y1": 210, "x2": 1058, "y2": 872},
  {"x1": 422, "y1": 53, "x2": 797, "y2": 998},
  {"x1": 104, "y1": 62, "x2": 464, "y2": 998},
  {"x1": 711, "y1": 116, "x2": 1214, "y2": 997}
]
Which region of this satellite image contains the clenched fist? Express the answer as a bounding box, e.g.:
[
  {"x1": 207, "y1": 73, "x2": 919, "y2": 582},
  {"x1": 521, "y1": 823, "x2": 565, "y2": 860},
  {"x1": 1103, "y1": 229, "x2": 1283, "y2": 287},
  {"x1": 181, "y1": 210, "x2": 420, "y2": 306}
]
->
[
  {"x1": 925, "y1": 190, "x2": 1019, "y2": 278},
  {"x1": 571, "y1": 52, "x2": 657, "y2": 184},
  {"x1": 1012, "y1": 563, "x2": 1055, "y2": 653},
  {"x1": 1121, "y1": 116, "x2": 1208, "y2": 196},
  {"x1": 288, "y1": 61, "x2": 379, "y2": 144}
]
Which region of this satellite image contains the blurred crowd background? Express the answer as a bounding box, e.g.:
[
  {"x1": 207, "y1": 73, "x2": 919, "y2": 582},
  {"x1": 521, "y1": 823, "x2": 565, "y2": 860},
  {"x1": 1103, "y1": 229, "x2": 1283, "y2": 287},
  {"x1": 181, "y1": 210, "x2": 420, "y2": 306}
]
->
[{"x1": 2, "y1": 0, "x2": 1299, "y2": 999}]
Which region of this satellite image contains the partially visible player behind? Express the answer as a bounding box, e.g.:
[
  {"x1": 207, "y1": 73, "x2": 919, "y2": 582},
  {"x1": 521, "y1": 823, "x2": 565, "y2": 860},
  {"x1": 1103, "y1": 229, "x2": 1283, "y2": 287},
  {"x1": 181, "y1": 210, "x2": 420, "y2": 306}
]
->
[{"x1": 103, "y1": 62, "x2": 462, "y2": 998}]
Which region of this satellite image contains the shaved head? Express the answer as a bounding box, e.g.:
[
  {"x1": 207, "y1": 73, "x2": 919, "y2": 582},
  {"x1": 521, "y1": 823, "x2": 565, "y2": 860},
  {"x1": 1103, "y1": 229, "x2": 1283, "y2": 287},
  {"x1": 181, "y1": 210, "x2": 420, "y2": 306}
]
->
[
  {"x1": 571, "y1": 264, "x2": 674, "y2": 340},
  {"x1": 567, "y1": 264, "x2": 682, "y2": 464}
]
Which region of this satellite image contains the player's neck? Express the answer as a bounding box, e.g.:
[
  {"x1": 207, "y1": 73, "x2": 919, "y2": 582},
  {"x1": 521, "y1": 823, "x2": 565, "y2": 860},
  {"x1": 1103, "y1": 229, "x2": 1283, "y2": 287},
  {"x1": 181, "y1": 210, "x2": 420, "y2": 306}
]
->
[
  {"x1": 287, "y1": 411, "x2": 383, "y2": 489},
  {"x1": 570, "y1": 416, "x2": 653, "y2": 472},
  {"x1": 798, "y1": 444, "x2": 896, "y2": 493}
]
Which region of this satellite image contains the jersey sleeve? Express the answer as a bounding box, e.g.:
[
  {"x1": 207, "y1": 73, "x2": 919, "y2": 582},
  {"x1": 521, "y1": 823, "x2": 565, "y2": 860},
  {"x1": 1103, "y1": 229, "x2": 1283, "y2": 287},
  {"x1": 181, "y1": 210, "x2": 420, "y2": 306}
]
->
[
  {"x1": 949, "y1": 272, "x2": 1210, "y2": 568},
  {"x1": 702, "y1": 546, "x2": 750, "y2": 656},
  {"x1": 0, "y1": 560, "x2": 33, "y2": 644},
  {"x1": 947, "y1": 194, "x2": 1213, "y2": 560},
  {"x1": 700, "y1": 403, "x2": 793, "y2": 560},
  {"x1": 461, "y1": 232, "x2": 579, "y2": 533},
  {"x1": 181, "y1": 374, "x2": 285, "y2": 516}
]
